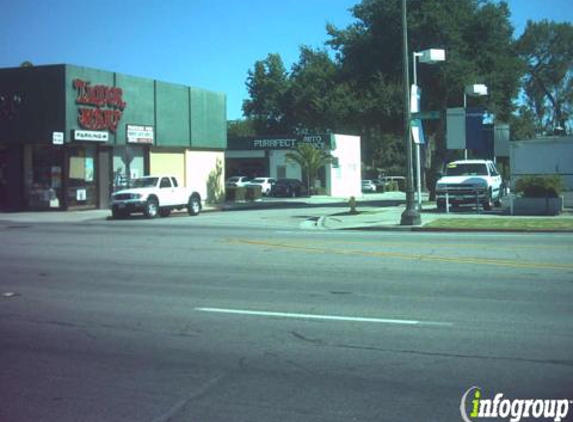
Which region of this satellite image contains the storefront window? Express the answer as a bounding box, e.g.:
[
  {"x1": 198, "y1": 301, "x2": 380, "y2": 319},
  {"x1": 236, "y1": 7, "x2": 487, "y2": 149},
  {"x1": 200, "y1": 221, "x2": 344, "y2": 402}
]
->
[
  {"x1": 25, "y1": 146, "x2": 63, "y2": 210},
  {"x1": 67, "y1": 146, "x2": 96, "y2": 208},
  {"x1": 112, "y1": 145, "x2": 145, "y2": 191}
]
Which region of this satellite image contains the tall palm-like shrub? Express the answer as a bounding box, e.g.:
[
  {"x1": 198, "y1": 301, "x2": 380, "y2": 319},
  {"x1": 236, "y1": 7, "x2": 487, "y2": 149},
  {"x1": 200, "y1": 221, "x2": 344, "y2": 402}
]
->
[{"x1": 285, "y1": 142, "x2": 333, "y2": 195}]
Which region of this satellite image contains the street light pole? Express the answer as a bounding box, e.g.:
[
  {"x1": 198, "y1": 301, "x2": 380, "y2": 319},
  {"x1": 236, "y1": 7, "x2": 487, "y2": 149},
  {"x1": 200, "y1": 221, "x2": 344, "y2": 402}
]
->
[
  {"x1": 412, "y1": 52, "x2": 422, "y2": 211},
  {"x1": 400, "y1": 0, "x2": 421, "y2": 226},
  {"x1": 411, "y1": 48, "x2": 446, "y2": 213},
  {"x1": 463, "y1": 94, "x2": 468, "y2": 159}
]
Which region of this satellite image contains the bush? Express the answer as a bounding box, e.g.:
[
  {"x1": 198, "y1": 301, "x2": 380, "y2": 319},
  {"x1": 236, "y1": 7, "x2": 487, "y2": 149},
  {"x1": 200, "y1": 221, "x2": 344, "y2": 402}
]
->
[
  {"x1": 386, "y1": 181, "x2": 398, "y2": 191},
  {"x1": 245, "y1": 185, "x2": 262, "y2": 201},
  {"x1": 226, "y1": 187, "x2": 246, "y2": 202},
  {"x1": 514, "y1": 175, "x2": 564, "y2": 198}
]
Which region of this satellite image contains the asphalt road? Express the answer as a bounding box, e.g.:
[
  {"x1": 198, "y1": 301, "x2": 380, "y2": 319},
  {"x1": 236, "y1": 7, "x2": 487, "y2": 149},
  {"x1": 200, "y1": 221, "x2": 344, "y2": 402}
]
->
[{"x1": 1, "y1": 216, "x2": 572, "y2": 422}]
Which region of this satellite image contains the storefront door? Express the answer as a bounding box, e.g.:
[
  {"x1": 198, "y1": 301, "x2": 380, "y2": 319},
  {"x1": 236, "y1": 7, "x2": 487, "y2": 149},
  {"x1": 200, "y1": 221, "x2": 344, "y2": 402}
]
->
[{"x1": 67, "y1": 145, "x2": 97, "y2": 209}]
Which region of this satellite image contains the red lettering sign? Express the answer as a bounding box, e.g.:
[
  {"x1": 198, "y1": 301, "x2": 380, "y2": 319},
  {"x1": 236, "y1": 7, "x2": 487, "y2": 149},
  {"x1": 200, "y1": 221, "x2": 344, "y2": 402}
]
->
[{"x1": 73, "y1": 79, "x2": 126, "y2": 133}]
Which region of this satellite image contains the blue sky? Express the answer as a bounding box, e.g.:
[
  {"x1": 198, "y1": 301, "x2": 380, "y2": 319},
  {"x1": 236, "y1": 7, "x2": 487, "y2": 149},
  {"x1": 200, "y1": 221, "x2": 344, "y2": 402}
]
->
[{"x1": 1, "y1": 0, "x2": 571, "y2": 120}]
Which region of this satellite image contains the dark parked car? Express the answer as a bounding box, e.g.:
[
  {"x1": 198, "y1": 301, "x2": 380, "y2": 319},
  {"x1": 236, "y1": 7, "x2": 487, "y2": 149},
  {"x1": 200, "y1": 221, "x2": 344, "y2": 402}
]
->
[{"x1": 271, "y1": 179, "x2": 307, "y2": 197}]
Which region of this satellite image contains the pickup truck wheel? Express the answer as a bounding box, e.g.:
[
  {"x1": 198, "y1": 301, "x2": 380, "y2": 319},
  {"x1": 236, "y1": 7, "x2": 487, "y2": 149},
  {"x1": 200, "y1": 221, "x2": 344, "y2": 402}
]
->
[
  {"x1": 144, "y1": 198, "x2": 159, "y2": 218},
  {"x1": 483, "y1": 190, "x2": 493, "y2": 211},
  {"x1": 188, "y1": 195, "x2": 201, "y2": 216},
  {"x1": 159, "y1": 208, "x2": 171, "y2": 218}
]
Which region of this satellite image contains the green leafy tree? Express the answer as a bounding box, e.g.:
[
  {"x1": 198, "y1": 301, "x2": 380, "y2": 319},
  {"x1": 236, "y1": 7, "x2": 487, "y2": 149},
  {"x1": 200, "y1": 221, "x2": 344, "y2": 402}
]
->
[
  {"x1": 227, "y1": 119, "x2": 256, "y2": 138},
  {"x1": 241, "y1": 0, "x2": 522, "y2": 200},
  {"x1": 286, "y1": 46, "x2": 340, "y2": 133},
  {"x1": 285, "y1": 142, "x2": 333, "y2": 195},
  {"x1": 509, "y1": 106, "x2": 540, "y2": 140},
  {"x1": 515, "y1": 20, "x2": 573, "y2": 135},
  {"x1": 327, "y1": 0, "x2": 521, "y2": 198},
  {"x1": 242, "y1": 53, "x2": 290, "y2": 135}
]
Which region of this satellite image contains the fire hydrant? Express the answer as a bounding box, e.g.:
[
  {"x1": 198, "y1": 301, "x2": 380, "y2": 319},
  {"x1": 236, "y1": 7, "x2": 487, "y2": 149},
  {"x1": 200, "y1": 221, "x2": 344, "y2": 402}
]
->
[{"x1": 348, "y1": 196, "x2": 358, "y2": 214}]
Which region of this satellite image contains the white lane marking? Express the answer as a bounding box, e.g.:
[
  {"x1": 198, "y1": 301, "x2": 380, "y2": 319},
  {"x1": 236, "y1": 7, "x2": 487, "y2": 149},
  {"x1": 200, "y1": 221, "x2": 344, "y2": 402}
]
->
[{"x1": 195, "y1": 307, "x2": 452, "y2": 327}]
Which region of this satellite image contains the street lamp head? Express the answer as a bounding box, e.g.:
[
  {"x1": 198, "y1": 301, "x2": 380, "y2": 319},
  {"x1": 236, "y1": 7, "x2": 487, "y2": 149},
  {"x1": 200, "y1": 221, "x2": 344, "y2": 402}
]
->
[
  {"x1": 465, "y1": 84, "x2": 488, "y2": 97},
  {"x1": 418, "y1": 48, "x2": 446, "y2": 64}
]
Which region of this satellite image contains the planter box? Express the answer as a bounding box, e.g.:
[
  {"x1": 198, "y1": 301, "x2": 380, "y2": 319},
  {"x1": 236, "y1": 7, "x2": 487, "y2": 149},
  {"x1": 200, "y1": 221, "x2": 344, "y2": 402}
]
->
[{"x1": 512, "y1": 196, "x2": 564, "y2": 216}]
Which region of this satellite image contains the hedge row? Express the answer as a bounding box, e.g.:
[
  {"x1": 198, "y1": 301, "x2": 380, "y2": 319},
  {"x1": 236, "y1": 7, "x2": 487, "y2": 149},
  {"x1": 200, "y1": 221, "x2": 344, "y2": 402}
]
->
[{"x1": 226, "y1": 186, "x2": 262, "y2": 202}]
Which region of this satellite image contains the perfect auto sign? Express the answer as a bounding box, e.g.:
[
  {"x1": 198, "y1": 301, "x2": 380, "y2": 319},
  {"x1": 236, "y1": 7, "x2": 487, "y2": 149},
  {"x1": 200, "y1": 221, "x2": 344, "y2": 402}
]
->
[{"x1": 251, "y1": 135, "x2": 327, "y2": 150}]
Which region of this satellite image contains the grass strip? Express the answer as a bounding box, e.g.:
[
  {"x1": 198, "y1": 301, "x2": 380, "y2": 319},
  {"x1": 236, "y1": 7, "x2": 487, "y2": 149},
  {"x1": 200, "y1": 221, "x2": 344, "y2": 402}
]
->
[{"x1": 424, "y1": 217, "x2": 573, "y2": 231}]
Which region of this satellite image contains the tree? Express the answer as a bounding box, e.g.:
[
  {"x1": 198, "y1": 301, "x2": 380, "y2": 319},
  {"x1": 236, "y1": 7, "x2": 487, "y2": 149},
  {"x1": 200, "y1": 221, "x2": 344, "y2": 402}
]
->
[
  {"x1": 241, "y1": 0, "x2": 522, "y2": 198},
  {"x1": 327, "y1": 0, "x2": 521, "y2": 198},
  {"x1": 515, "y1": 20, "x2": 573, "y2": 135},
  {"x1": 285, "y1": 142, "x2": 333, "y2": 195},
  {"x1": 227, "y1": 119, "x2": 256, "y2": 138},
  {"x1": 242, "y1": 54, "x2": 290, "y2": 135},
  {"x1": 509, "y1": 106, "x2": 539, "y2": 140},
  {"x1": 286, "y1": 46, "x2": 340, "y2": 133}
]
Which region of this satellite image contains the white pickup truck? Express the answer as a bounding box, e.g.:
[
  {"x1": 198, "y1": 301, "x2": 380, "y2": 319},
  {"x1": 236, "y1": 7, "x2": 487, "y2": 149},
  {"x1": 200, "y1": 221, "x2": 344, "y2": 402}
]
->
[
  {"x1": 110, "y1": 175, "x2": 202, "y2": 219},
  {"x1": 435, "y1": 160, "x2": 503, "y2": 211}
]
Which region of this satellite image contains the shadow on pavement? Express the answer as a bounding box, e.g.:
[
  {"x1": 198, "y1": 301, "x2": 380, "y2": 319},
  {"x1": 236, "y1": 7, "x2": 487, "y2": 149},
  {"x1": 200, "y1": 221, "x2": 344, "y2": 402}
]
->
[{"x1": 220, "y1": 197, "x2": 406, "y2": 212}]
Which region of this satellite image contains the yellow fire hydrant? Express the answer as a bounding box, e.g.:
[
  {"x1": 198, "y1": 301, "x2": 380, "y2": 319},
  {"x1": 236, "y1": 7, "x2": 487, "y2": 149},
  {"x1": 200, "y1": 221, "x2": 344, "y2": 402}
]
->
[{"x1": 348, "y1": 196, "x2": 358, "y2": 214}]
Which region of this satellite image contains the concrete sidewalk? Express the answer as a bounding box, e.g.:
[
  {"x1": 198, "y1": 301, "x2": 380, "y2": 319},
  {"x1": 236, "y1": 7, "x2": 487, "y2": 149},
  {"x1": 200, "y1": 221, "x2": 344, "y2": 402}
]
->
[
  {"x1": 0, "y1": 203, "x2": 225, "y2": 223},
  {"x1": 318, "y1": 200, "x2": 573, "y2": 231},
  {"x1": 1, "y1": 192, "x2": 571, "y2": 231},
  {"x1": 0, "y1": 192, "x2": 407, "y2": 224}
]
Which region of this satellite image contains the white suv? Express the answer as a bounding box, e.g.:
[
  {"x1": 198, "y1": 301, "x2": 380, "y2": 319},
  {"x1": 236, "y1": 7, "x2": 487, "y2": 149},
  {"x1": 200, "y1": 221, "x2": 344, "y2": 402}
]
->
[
  {"x1": 246, "y1": 177, "x2": 276, "y2": 195},
  {"x1": 225, "y1": 176, "x2": 250, "y2": 188},
  {"x1": 435, "y1": 160, "x2": 502, "y2": 211}
]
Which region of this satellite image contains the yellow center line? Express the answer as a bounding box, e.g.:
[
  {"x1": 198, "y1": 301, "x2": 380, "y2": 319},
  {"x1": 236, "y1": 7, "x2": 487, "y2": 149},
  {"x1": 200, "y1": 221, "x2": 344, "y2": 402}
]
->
[
  {"x1": 294, "y1": 238, "x2": 573, "y2": 252},
  {"x1": 226, "y1": 238, "x2": 573, "y2": 271}
]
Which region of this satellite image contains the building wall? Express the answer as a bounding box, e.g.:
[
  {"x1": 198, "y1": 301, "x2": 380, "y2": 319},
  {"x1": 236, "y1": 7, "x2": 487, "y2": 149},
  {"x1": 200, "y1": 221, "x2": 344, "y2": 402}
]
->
[
  {"x1": 0, "y1": 64, "x2": 227, "y2": 211},
  {"x1": 185, "y1": 150, "x2": 225, "y2": 203},
  {"x1": 115, "y1": 74, "x2": 155, "y2": 145},
  {"x1": 327, "y1": 134, "x2": 361, "y2": 197},
  {"x1": 156, "y1": 82, "x2": 190, "y2": 147},
  {"x1": 269, "y1": 150, "x2": 302, "y2": 180},
  {"x1": 190, "y1": 88, "x2": 227, "y2": 150},
  {"x1": 0, "y1": 65, "x2": 65, "y2": 145},
  {"x1": 149, "y1": 149, "x2": 186, "y2": 187},
  {"x1": 65, "y1": 65, "x2": 115, "y2": 144}
]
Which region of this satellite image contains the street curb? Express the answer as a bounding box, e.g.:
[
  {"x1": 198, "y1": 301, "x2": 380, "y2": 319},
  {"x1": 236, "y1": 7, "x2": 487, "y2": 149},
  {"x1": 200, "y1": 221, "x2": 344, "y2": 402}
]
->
[
  {"x1": 340, "y1": 225, "x2": 573, "y2": 233},
  {"x1": 413, "y1": 227, "x2": 573, "y2": 233}
]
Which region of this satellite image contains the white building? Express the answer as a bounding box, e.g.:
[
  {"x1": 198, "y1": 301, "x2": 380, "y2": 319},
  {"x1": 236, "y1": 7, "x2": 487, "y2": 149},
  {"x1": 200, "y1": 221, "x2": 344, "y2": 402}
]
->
[{"x1": 226, "y1": 134, "x2": 361, "y2": 197}]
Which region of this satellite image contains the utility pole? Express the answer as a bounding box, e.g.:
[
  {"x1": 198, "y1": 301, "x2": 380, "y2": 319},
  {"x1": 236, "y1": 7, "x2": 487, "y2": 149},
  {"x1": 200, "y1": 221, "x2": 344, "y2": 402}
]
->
[{"x1": 400, "y1": 0, "x2": 421, "y2": 226}]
